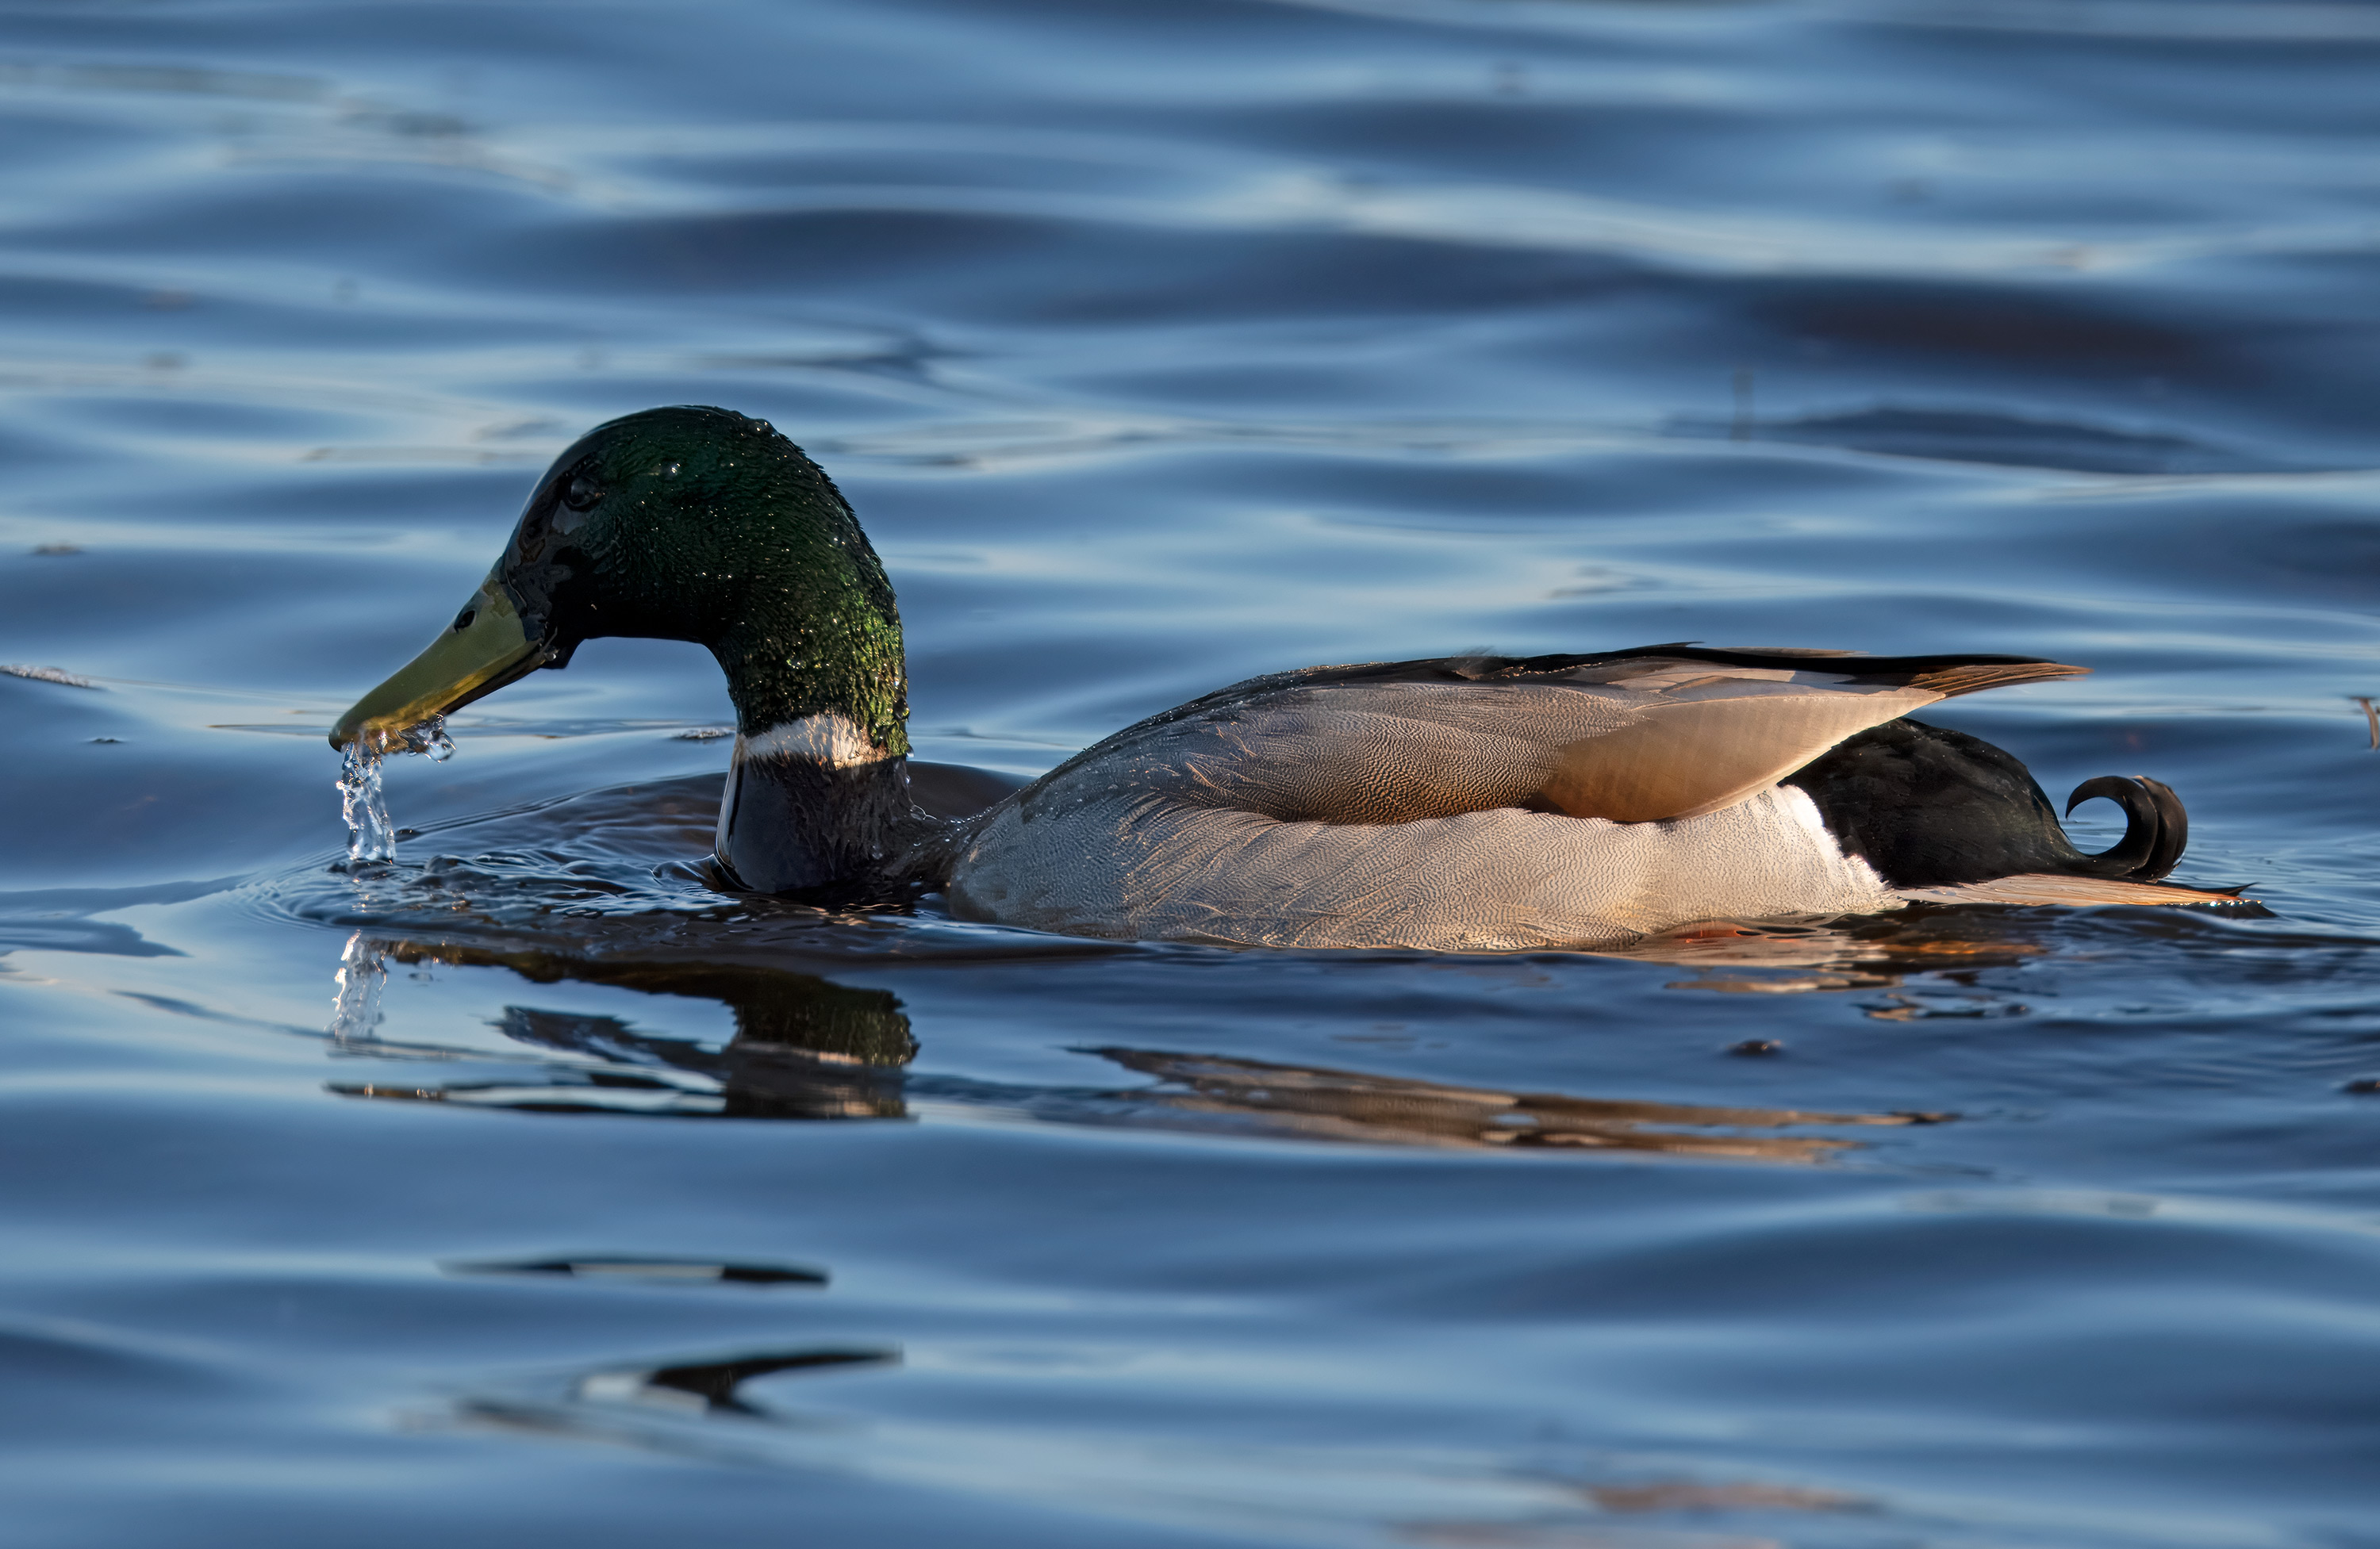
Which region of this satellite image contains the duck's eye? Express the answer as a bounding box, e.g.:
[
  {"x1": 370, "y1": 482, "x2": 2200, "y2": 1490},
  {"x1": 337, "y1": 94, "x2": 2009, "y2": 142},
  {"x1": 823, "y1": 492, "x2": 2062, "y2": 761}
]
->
[
  {"x1": 563, "y1": 473, "x2": 603, "y2": 510},
  {"x1": 451, "y1": 606, "x2": 477, "y2": 633}
]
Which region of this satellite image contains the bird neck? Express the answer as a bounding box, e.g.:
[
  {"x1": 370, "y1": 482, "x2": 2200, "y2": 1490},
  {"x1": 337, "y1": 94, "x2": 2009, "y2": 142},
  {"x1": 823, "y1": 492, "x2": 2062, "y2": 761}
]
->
[
  {"x1": 707, "y1": 611, "x2": 927, "y2": 899},
  {"x1": 704, "y1": 535, "x2": 912, "y2": 758},
  {"x1": 712, "y1": 714, "x2": 923, "y2": 898},
  {"x1": 700, "y1": 531, "x2": 929, "y2": 897}
]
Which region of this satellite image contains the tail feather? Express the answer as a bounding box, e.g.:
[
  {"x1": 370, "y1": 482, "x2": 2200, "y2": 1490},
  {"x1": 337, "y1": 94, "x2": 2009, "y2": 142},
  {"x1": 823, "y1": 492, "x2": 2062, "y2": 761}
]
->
[
  {"x1": 2064, "y1": 774, "x2": 2187, "y2": 880},
  {"x1": 2136, "y1": 776, "x2": 2188, "y2": 880},
  {"x1": 1906, "y1": 661, "x2": 2090, "y2": 697}
]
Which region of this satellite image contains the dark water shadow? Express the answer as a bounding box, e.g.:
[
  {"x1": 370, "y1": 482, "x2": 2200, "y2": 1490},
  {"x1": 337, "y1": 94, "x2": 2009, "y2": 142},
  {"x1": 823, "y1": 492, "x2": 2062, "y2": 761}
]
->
[
  {"x1": 328, "y1": 936, "x2": 1936, "y2": 1162},
  {"x1": 1084, "y1": 1045, "x2": 1942, "y2": 1158},
  {"x1": 443, "y1": 1256, "x2": 828, "y2": 1287},
  {"x1": 555, "y1": 1347, "x2": 900, "y2": 1420},
  {"x1": 455, "y1": 1344, "x2": 902, "y2": 1456}
]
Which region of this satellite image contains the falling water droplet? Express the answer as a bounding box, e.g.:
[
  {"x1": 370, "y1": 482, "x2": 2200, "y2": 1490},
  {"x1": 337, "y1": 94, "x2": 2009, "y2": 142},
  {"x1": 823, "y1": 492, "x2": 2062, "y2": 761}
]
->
[
  {"x1": 338, "y1": 745, "x2": 395, "y2": 867},
  {"x1": 329, "y1": 930, "x2": 387, "y2": 1044},
  {"x1": 336, "y1": 715, "x2": 455, "y2": 866}
]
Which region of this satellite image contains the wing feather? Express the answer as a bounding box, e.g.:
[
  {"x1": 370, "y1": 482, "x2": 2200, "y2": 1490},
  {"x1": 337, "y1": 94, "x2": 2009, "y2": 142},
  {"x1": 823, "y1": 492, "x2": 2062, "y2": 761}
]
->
[
  {"x1": 1540, "y1": 689, "x2": 1936, "y2": 822},
  {"x1": 1027, "y1": 647, "x2": 2089, "y2": 828}
]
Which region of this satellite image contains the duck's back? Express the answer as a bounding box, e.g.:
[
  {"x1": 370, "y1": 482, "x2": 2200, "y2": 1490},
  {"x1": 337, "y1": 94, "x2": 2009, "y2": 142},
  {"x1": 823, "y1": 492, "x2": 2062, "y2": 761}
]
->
[{"x1": 942, "y1": 646, "x2": 2082, "y2": 949}]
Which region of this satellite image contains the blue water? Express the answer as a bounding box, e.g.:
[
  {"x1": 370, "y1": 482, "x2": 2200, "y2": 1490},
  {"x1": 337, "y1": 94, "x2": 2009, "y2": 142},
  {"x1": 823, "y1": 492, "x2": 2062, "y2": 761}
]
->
[{"x1": 4, "y1": 2, "x2": 2379, "y2": 1543}]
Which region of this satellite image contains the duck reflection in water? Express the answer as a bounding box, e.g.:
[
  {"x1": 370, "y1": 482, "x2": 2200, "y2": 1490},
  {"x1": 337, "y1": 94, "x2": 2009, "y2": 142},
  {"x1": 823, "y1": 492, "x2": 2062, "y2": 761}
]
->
[
  {"x1": 337, "y1": 945, "x2": 916, "y2": 1121},
  {"x1": 328, "y1": 937, "x2": 1940, "y2": 1161}
]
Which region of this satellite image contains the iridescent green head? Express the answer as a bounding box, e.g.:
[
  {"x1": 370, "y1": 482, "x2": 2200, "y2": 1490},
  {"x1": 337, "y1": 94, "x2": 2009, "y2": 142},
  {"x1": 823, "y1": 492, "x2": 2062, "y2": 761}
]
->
[{"x1": 332, "y1": 406, "x2": 909, "y2": 755}]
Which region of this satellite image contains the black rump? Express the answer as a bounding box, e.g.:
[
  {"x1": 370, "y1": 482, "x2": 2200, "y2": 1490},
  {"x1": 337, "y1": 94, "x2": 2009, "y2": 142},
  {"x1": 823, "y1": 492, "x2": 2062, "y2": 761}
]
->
[{"x1": 1784, "y1": 719, "x2": 2186, "y2": 888}]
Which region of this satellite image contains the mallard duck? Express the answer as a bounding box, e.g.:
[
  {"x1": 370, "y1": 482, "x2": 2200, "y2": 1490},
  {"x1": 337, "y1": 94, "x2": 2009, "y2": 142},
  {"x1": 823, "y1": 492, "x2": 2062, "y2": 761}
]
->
[{"x1": 332, "y1": 406, "x2": 2237, "y2": 951}]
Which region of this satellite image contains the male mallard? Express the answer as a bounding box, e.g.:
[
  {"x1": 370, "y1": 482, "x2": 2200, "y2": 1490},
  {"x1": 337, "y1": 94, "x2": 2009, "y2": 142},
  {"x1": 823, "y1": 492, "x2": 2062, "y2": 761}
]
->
[{"x1": 332, "y1": 406, "x2": 2236, "y2": 951}]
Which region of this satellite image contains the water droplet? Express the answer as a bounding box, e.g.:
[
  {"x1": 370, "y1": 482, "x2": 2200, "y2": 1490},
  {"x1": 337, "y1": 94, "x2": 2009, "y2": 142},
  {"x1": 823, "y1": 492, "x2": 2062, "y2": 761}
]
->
[
  {"x1": 336, "y1": 715, "x2": 455, "y2": 865},
  {"x1": 337, "y1": 745, "x2": 395, "y2": 867},
  {"x1": 329, "y1": 931, "x2": 387, "y2": 1044}
]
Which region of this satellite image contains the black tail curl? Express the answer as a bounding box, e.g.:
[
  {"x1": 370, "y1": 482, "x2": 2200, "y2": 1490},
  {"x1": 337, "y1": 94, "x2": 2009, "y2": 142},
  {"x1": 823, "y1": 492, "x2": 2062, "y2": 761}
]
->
[
  {"x1": 1784, "y1": 719, "x2": 2198, "y2": 891},
  {"x1": 2063, "y1": 775, "x2": 2187, "y2": 881}
]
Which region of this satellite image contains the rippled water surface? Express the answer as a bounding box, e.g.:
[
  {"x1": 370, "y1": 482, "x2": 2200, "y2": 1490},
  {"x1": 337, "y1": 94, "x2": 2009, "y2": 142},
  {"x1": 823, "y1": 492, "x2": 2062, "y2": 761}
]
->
[{"x1": 4, "y1": 2, "x2": 2379, "y2": 1543}]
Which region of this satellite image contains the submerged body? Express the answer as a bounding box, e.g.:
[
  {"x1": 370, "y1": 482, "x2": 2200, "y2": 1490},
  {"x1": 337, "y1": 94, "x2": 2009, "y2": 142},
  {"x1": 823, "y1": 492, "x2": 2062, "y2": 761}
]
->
[{"x1": 335, "y1": 407, "x2": 2235, "y2": 953}]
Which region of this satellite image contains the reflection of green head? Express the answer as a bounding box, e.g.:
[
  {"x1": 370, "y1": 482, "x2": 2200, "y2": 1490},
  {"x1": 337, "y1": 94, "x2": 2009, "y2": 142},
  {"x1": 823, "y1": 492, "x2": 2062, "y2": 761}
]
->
[{"x1": 727, "y1": 976, "x2": 917, "y2": 1067}]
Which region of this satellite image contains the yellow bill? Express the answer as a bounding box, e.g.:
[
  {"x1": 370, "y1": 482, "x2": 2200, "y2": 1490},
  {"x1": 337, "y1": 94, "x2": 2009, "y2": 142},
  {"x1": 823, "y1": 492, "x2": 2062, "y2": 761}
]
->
[{"x1": 330, "y1": 578, "x2": 551, "y2": 750}]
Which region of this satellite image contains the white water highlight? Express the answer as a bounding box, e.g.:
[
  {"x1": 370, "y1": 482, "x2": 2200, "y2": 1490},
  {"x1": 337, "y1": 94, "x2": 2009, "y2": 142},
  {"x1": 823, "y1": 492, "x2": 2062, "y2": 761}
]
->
[{"x1": 328, "y1": 930, "x2": 386, "y2": 1045}]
